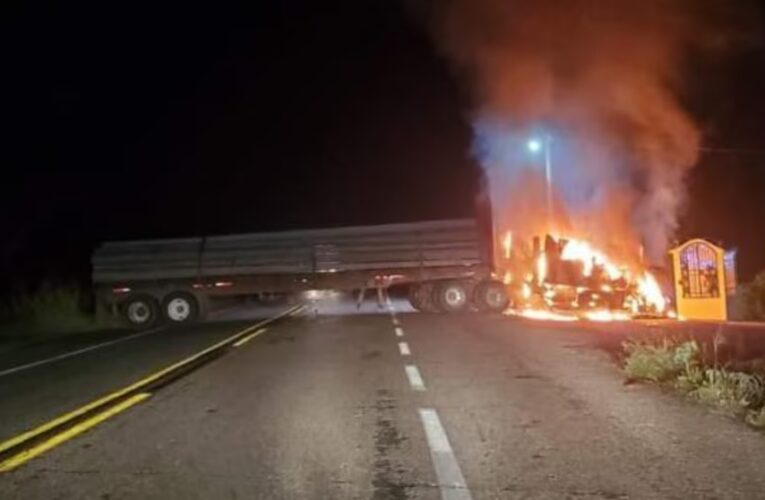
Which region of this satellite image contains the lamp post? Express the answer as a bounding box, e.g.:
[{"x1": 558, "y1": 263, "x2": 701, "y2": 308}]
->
[{"x1": 528, "y1": 135, "x2": 553, "y2": 231}]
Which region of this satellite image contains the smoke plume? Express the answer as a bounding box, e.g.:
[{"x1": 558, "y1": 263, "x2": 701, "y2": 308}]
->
[{"x1": 425, "y1": 0, "x2": 749, "y2": 262}]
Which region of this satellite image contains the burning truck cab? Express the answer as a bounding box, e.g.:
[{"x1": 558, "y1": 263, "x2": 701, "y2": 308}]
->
[{"x1": 496, "y1": 231, "x2": 669, "y2": 320}]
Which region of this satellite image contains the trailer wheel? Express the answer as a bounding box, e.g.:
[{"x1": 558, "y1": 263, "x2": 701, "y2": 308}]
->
[
  {"x1": 408, "y1": 284, "x2": 424, "y2": 311},
  {"x1": 161, "y1": 292, "x2": 200, "y2": 325},
  {"x1": 121, "y1": 294, "x2": 160, "y2": 329},
  {"x1": 474, "y1": 281, "x2": 509, "y2": 313},
  {"x1": 434, "y1": 281, "x2": 470, "y2": 313},
  {"x1": 409, "y1": 283, "x2": 439, "y2": 312}
]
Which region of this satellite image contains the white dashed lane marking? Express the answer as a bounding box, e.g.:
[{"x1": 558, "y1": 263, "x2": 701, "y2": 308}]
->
[
  {"x1": 387, "y1": 296, "x2": 469, "y2": 498},
  {"x1": 398, "y1": 342, "x2": 411, "y2": 356},
  {"x1": 405, "y1": 364, "x2": 426, "y2": 391},
  {"x1": 419, "y1": 408, "x2": 473, "y2": 500}
]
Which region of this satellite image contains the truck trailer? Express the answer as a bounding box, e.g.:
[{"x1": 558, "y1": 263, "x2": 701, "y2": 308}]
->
[{"x1": 92, "y1": 219, "x2": 509, "y2": 328}]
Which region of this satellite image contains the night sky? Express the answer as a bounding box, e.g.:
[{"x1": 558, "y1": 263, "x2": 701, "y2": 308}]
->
[{"x1": 5, "y1": 2, "x2": 765, "y2": 291}]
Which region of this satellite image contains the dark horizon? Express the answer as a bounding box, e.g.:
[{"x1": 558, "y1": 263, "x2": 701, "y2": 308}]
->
[{"x1": 5, "y1": 1, "x2": 765, "y2": 290}]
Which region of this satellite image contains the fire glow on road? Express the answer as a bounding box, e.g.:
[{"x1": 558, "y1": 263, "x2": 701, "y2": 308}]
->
[{"x1": 505, "y1": 307, "x2": 656, "y2": 323}]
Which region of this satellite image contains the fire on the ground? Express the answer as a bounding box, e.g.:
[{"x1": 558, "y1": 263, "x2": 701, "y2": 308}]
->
[{"x1": 498, "y1": 231, "x2": 670, "y2": 321}]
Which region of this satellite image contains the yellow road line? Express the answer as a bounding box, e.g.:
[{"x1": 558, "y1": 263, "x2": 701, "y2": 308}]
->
[
  {"x1": 233, "y1": 328, "x2": 267, "y2": 347},
  {"x1": 0, "y1": 392, "x2": 151, "y2": 472},
  {"x1": 290, "y1": 305, "x2": 305, "y2": 317},
  {"x1": 0, "y1": 304, "x2": 301, "y2": 456}
]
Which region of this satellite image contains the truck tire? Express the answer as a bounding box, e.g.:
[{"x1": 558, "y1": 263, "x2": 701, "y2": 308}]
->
[
  {"x1": 434, "y1": 281, "x2": 470, "y2": 313},
  {"x1": 121, "y1": 294, "x2": 160, "y2": 329},
  {"x1": 161, "y1": 291, "x2": 200, "y2": 325},
  {"x1": 474, "y1": 281, "x2": 509, "y2": 313},
  {"x1": 408, "y1": 284, "x2": 424, "y2": 310},
  {"x1": 409, "y1": 283, "x2": 439, "y2": 313}
]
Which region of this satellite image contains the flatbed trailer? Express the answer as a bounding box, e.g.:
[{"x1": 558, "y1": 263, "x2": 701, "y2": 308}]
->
[{"x1": 92, "y1": 219, "x2": 509, "y2": 328}]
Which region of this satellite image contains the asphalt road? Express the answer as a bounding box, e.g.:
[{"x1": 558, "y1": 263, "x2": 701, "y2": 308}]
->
[{"x1": 1, "y1": 297, "x2": 765, "y2": 499}]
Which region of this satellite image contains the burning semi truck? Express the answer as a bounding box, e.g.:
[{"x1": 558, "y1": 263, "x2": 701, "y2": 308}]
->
[{"x1": 92, "y1": 217, "x2": 671, "y2": 329}]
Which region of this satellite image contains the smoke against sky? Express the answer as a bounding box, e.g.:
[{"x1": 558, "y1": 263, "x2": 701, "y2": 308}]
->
[{"x1": 426, "y1": 0, "x2": 755, "y2": 262}]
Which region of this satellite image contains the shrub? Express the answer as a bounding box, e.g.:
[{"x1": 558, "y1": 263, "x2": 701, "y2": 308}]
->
[
  {"x1": 623, "y1": 339, "x2": 698, "y2": 383},
  {"x1": 623, "y1": 337, "x2": 765, "y2": 430},
  {"x1": 693, "y1": 370, "x2": 752, "y2": 408},
  {"x1": 0, "y1": 285, "x2": 113, "y2": 337},
  {"x1": 742, "y1": 271, "x2": 765, "y2": 320}
]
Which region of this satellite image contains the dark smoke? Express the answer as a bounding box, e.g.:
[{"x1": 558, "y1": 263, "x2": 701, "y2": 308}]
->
[{"x1": 424, "y1": 0, "x2": 755, "y2": 261}]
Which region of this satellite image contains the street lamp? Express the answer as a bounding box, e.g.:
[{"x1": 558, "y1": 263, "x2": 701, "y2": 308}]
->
[
  {"x1": 527, "y1": 139, "x2": 542, "y2": 154},
  {"x1": 528, "y1": 135, "x2": 553, "y2": 231}
]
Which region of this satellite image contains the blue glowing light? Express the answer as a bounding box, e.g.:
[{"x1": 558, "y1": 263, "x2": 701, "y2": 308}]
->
[{"x1": 527, "y1": 139, "x2": 543, "y2": 153}]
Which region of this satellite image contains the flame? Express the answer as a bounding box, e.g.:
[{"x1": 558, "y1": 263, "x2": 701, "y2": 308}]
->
[
  {"x1": 582, "y1": 309, "x2": 631, "y2": 322},
  {"x1": 502, "y1": 231, "x2": 513, "y2": 259},
  {"x1": 536, "y1": 251, "x2": 547, "y2": 284},
  {"x1": 507, "y1": 307, "x2": 635, "y2": 322},
  {"x1": 558, "y1": 237, "x2": 667, "y2": 314},
  {"x1": 498, "y1": 232, "x2": 672, "y2": 323},
  {"x1": 506, "y1": 308, "x2": 578, "y2": 322},
  {"x1": 636, "y1": 272, "x2": 666, "y2": 313},
  {"x1": 625, "y1": 295, "x2": 640, "y2": 314},
  {"x1": 560, "y1": 239, "x2": 623, "y2": 280}
]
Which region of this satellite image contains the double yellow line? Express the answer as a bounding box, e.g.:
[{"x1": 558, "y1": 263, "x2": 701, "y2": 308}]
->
[
  {"x1": 0, "y1": 304, "x2": 304, "y2": 472},
  {"x1": 0, "y1": 393, "x2": 151, "y2": 472},
  {"x1": 233, "y1": 328, "x2": 268, "y2": 347}
]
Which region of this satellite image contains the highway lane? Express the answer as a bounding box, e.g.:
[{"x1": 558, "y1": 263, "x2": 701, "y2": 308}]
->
[
  {"x1": 404, "y1": 313, "x2": 765, "y2": 498},
  {"x1": 1, "y1": 298, "x2": 765, "y2": 499},
  {"x1": 1, "y1": 300, "x2": 440, "y2": 499},
  {"x1": 0, "y1": 302, "x2": 289, "y2": 375},
  {"x1": 0, "y1": 303, "x2": 293, "y2": 444}
]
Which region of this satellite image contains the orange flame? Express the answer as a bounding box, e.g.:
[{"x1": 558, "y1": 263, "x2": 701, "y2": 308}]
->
[
  {"x1": 521, "y1": 282, "x2": 532, "y2": 300},
  {"x1": 502, "y1": 231, "x2": 513, "y2": 259},
  {"x1": 536, "y1": 251, "x2": 547, "y2": 284},
  {"x1": 560, "y1": 238, "x2": 623, "y2": 280},
  {"x1": 636, "y1": 272, "x2": 666, "y2": 313},
  {"x1": 582, "y1": 309, "x2": 631, "y2": 322},
  {"x1": 501, "y1": 233, "x2": 670, "y2": 322},
  {"x1": 506, "y1": 308, "x2": 578, "y2": 322}
]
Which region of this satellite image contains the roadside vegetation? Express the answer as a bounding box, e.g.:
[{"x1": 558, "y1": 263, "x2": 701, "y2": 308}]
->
[
  {"x1": 623, "y1": 336, "x2": 765, "y2": 430},
  {"x1": 0, "y1": 285, "x2": 115, "y2": 338},
  {"x1": 742, "y1": 271, "x2": 765, "y2": 321},
  {"x1": 730, "y1": 270, "x2": 765, "y2": 321}
]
